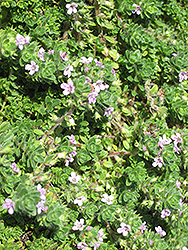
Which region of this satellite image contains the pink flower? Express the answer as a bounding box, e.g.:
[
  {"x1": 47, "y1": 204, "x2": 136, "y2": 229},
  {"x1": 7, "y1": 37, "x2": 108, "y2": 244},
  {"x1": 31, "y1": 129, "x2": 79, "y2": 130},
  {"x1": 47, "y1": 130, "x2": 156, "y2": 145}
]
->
[
  {"x1": 77, "y1": 242, "x2": 88, "y2": 250},
  {"x1": 48, "y1": 50, "x2": 54, "y2": 55},
  {"x1": 64, "y1": 64, "x2": 73, "y2": 78},
  {"x1": 69, "y1": 172, "x2": 81, "y2": 184},
  {"x1": 97, "y1": 229, "x2": 104, "y2": 241},
  {"x1": 94, "y1": 241, "x2": 101, "y2": 250},
  {"x1": 175, "y1": 180, "x2": 181, "y2": 188},
  {"x1": 140, "y1": 221, "x2": 147, "y2": 234},
  {"x1": 10, "y1": 162, "x2": 20, "y2": 173},
  {"x1": 25, "y1": 61, "x2": 39, "y2": 75},
  {"x1": 117, "y1": 223, "x2": 131, "y2": 236},
  {"x1": 85, "y1": 76, "x2": 92, "y2": 84},
  {"x1": 66, "y1": 2, "x2": 78, "y2": 15},
  {"x1": 80, "y1": 57, "x2": 93, "y2": 65},
  {"x1": 155, "y1": 226, "x2": 166, "y2": 237},
  {"x1": 72, "y1": 218, "x2": 85, "y2": 231},
  {"x1": 93, "y1": 80, "x2": 109, "y2": 93},
  {"x1": 104, "y1": 107, "x2": 114, "y2": 117},
  {"x1": 15, "y1": 34, "x2": 30, "y2": 50},
  {"x1": 161, "y1": 209, "x2": 171, "y2": 218},
  {"x1": 87, "y1": 91, "x2": 98, "y2": 104},
  {"x1": 179, "y1": 71, "x2": 187, "y2": 82},
  {"x1": 172, "y1": 51, "x2": 179, "y2": 57},
  {"x1": 86, "y1": 226, "x2": 91, "y2": 230},
  {"x1": 37, "y1": 47, "x2": 45, "y2": 61},
  {"x1": 74, "y1": 196, "x2": 86, "y2": 206},
  {"x1": 158, "y1": 134, "x2": 172, "y2": 149},
  {"x1": 152, "y1": 156, "x2": 163, "y2": 168},
  {"x1": 2, "y1": 198, "x2": 15, "y2": 214},
  {"x1": 36, "y1": 200, "x2": 48, "y2": 214},
  {"x1": 37, "y1": 184, "x2": 46, "y2": 201},
  {"x1": 94, "y1": 58, "x2": 105, "y2": 68},
  {"x1": 65, "y1": 147, "x2": 77, "y2": 166},
  {"x1": 132, "y1": 4, "x2": 141, "y2": 15},
  {"x1": 143, "y1": 146, "x2": 147, "y2": 151},
  {"x1": 60, "y1": 79, "x2": 75, "y2": 95},
  {"x1": 84, "y1": 67, "x2": 89, "y2": 72},
  {"x1": 68, "y1": 135, "x2": 77, "y2": 144},
  {"x1": 149, "y1": 241, "x2": 153, "y2": 245},
  {"x1": 101, "y1": 193, "x2": 114, "y2": 205},
  {"x1": 60, "y1": 51, "x2": 68, "y2": 61}
]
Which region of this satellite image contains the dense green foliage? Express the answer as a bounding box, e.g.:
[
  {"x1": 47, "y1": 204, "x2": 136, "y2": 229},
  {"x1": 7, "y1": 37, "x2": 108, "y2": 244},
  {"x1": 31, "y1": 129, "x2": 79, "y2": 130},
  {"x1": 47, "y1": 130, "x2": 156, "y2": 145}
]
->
[{"x1": 0, "y1": 0, "x2": 188, "y2": 249}]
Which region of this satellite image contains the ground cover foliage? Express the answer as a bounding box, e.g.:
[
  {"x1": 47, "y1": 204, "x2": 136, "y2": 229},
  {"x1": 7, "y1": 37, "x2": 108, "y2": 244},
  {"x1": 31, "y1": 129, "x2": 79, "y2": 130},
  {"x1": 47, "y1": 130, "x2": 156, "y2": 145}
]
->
[{"x1": 0, "y1": 0, "x2": 188, "y2": 249}]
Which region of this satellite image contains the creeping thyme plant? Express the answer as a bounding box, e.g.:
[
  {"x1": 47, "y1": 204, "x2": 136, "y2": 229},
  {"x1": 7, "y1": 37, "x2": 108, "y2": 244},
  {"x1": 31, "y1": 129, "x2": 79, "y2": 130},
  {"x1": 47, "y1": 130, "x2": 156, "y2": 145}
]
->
[{"x1": 0, "y1": 0, "x2": 188, "y2": 249}]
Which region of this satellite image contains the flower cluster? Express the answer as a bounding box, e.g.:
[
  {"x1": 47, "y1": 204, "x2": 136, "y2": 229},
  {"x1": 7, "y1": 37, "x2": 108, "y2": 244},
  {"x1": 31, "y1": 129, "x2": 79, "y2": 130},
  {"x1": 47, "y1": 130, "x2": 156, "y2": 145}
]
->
[
  {"x1": 15, "y1": 34, "x2": 30, "y2": 50},
  {"x1": 139, "y1": 221, "x2": 147, "y2": 234},
  {"x1": 36, "y1": 184, "x2": 48, "y2": 214},
  {"x1": 60, "y1": 51, "x2": 68, "y2": 61},
  {"x1": 171, "y1": 132, "x2": 183, "y2": 154},
  {"x1": 74, "y1": 196, "x2": 86, "y2": 206},
  {"x1": 104, "y1": 107, "x2": 114, "y2": 117}
]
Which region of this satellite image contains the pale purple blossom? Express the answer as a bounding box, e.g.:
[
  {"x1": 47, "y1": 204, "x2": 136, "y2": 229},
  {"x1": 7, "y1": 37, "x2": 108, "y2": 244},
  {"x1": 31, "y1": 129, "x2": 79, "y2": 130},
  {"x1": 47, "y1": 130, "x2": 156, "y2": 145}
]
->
[
  {"x1": 171, "y1": 133, "x2": 183, "y2": 144},
  {"x1": 140, "y1": 221, "x2": 147, "y2": 234},
  {"x1": 85, "y1": 76, "x2": 92, "y2": 84},
  {"x1": 2, "y1": 198, "x2": 15, "y2": 214},
  {"x1": 117, "y1": 223, "x2": 131, "y2": 236},
  {"x1": 179, "y1": 71, "x2": 187, "y2": 82},
  {"x1": 77, "y1": 242, "x2": 88, "y2": 250},
  {"x1": 179, "y1": 198, "x2": 183, "y2": 207},
  {"x1": 158, "y1": 134, "x2": 172, "y2": 149},
  {"x1": 72, "y1": 218, "x2": 85, "y2": 231},
  {"x1": 152, "y1": 156, "x2": 163, "y2": 168},
  {"x1": 15, "y1": 34, "x2": 30, "y2": 50},
  {"x1": 66, "y1": 2, "x2": 78, "y2": 15},
  {"x1": 37, "y1": 47, "x2": 45, "y2": 61},
  {"x1": 48, "y1": 50, "x2": 54, "y2": 55},
  {"x1": 74, "y1": 196, "x2": 86, "y2": 206},
  {"x1": 182, "y1": 247, "x2": 188, "y2": 250},
  {"x1": 94, "y1": 241, "x2": 101, "y2": 250},
  {"x1": 69, "y1": 172, "x2": 81, "y2": 184},
  {"x1": 132, "y1": 4, "x2": 141, "y2": 15},
  {"x1": 93, "y1": 80, "x2": 109, "y2": 93},
  {"x1": 97, "y1": 229, "x2": 104, "y2": 241},
  {"x1": 104, "y1": 107, "x2": 114, "y2": 117},
  {"x1": 68, "y1": 135, "x2": 77, "y2": 144},
  {"x1": 87, "y1": 91, "x2": 98, "y2": 104},
  {"x1": 155, "y1": 226, "x2": 166, "y2": 237},
  {"x1": 64, "y1": 64, "x2": 73, "y2": 78},
  {"x1": 60, "y1": 51, "x2": 68, "y2": 61},
  {"x1": 172, "y1": 51, "x2": 179, "y2": 57},
  {"x1": 161, "y1": 209, "x2": 171, "y2": 218},
  {"x1": 86, "y1": 226, "x2": 91, "y2": 230},
  {"x1": 94, "y1": 58, "x2": 105, "y2": 68},
  {"x1": 37, "y1": 184, "x2": 46, "y2": 201},
  {"x1": 36, "y1": 200, "x2": 48, "y2": 214},
  {"x1": 175, "y1": 180, "x2": 181, "y2": 188},
  {"x1": 65, "y1": 147, "x2": 77, "y2": 166},
  {"x1": 10, "y1": 162, "x2": 20, "y2": 173},
  {"x1": 111, "y1": 68, "x2": 117, "y2": 77},
  {"x1": 101, "y1": 193, "x2": 114, "y2": 205},
  {"x1": 80, "y1": 56, "x2": 93, "y2": 65},
  {"x1": 149, "y1": 241, "x2": 153, "y2": 245},
  {"x1": 60, "y1": 79, "x2": 75, "y2": 95},
  {"x1": 25, "y1": 61, "x2": 39, "y2": 75}
]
